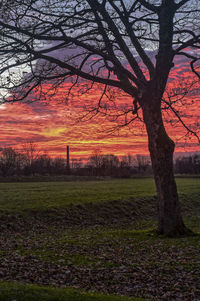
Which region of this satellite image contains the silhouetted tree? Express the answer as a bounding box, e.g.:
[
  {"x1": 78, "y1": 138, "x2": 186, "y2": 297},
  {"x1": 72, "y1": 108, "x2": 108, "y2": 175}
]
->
[
  {"x1": 0, "y1": 0, "x2": 200, "y2": 235},
  {"x1": 0, "y1": 147, "x2": 19, "y2": 176},
  {"x1": 101, "y1": 154, "x2": 119, "y2": 175},
  {"x1": 88, "y1": 150, "x2": 103, "y2": 175},
  {"x1": 136, "y1": 154, "x2": 151, "y2": 173},
  {"x1": 31, "y1": 154, "x2": 52, "y2": 175},
  {"x1": 21, "y1": 142, "x2": 40, "y2": 175},
  {"x1": 175, "y1": 154, "x2": 200, "y2": 174},
  {"x1": 71, "y1": 158, "x2": 83, "y2": 173},
  {"x1": 52, "y1": 157, "x2": 66, "y2": 175},
  {"x1": 119, "y1": 154, "x2": 137, "y2": 177}
]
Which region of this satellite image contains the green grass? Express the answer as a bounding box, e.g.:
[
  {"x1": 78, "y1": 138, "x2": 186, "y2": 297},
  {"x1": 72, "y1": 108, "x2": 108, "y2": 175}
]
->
[
  {"x1": 0, "y1": 177, "x2": 199, "y2": 212},
  {"x1": 0, "y1": 282, "x2": 143, "y2": 301},
  {"x1": 0, "y1": 177, "x2": 200, "y2": 300},
  {"x1": 0, "y1": 178, "x2": 155, "y2": 212}
]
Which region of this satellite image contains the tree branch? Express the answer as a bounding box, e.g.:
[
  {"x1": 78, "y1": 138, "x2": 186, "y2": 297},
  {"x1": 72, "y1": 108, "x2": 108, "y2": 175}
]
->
[
  {"x1": 191, "y1": 59, "x2": 200, "y2": 80},
  {"x1": 137, "y1": 0, "x2": 159, "y2": 12},
  {"x1": 176, "y1": 0, "x2": 190, "y2": 9},
  {"x1": 87, "y1": 0, "x2": 147, "y2": 84},
  {"x1": 162, "y1": 98, "x2": 200, "y2": 143},
  {"x1": 107, "y1": 0, "x2": 155, "y2": 79}
]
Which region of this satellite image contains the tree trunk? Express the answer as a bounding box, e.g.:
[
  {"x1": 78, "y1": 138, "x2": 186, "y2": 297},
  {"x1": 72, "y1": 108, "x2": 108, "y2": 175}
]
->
[{"x1": 142, "y1": 102, "x2": 191, "y2": 237}]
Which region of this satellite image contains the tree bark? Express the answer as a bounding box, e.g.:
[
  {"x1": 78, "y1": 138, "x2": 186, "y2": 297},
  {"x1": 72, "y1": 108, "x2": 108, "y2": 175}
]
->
[{"x1": 142, "y1": 101, "x2": 191, "y2": 237}]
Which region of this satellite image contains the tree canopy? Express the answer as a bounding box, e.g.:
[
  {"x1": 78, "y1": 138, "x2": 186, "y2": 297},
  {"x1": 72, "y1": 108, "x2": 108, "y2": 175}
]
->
[{"x1": 0, "y1": 0, "x2": 199, "y2": 103}]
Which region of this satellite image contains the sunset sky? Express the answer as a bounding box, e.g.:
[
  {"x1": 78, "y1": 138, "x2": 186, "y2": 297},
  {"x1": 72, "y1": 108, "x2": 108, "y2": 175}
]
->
[{"x1": 0, "y1": 56, "x2": 199, "y2": 160}]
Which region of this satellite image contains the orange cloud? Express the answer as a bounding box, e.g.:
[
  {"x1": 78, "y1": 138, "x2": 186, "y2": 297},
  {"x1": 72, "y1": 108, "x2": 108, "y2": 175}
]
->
[{"x1": 0, "y1": 59, "x2": 199, "y2": 159}]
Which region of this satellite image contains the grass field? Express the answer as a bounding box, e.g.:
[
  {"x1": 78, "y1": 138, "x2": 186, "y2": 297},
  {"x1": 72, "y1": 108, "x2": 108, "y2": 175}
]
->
[
  {"x1": 0, "y1": 177, "x2": 200, "y2": 300},
  {"x1": 0, "y1": 177, "x2": 199, "y2": 212},
  {"x1": 0, "y1": 282, "x2": 143, "y2": 301}
]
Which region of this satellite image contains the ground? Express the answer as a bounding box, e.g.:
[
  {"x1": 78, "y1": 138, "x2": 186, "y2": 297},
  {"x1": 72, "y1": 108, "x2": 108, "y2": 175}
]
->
[{"x1": 0, "y1": 177, "x2": 199, "y2": 300}]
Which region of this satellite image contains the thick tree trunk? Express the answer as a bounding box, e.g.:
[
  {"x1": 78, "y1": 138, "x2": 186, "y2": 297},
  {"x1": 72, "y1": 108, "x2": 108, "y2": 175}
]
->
[{"x1": 142, "y1": 102, "x2": 191, "y2": 237}]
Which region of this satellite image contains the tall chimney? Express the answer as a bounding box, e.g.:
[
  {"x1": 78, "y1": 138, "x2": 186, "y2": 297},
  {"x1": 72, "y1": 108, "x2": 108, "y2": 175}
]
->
[{"x1": 66, "y1": 145, "x2": 70, "y2": 174}]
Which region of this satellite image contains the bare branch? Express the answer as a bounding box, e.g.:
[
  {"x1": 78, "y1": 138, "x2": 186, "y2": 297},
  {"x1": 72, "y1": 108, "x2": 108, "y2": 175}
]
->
[
  {"x1": 87, "y1": 0, "x2": 147, "y2": 84},
  {"x1": 176, "y1": 0, "x2": 190, "y2": 9},
  {"x1": 137, "y1": 0, "x2": 159, "y2": 13},
  {"x1": 162, "y1": 98, "x2": 200, "y2": 143},
  {"x1": 107, "y1": 0, "x2": 155, "y2": 79},
  {"x1": 191, "y1": 59, "x2": 200, "y2": 80}
]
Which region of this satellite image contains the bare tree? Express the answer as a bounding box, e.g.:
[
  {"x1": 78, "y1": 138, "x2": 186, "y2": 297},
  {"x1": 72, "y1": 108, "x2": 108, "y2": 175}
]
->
[
  {"x1": 88, "y1": 149, "x2": 103, "y2": 175},
  {"x1": 136, "y1": 154, "x2": 151, "y2": 173},
  {"x1": 0, "y1": 0, "x2": 200, "y2": 236},
  {"x1": 22, "y1": 142, "x2": 39, "y2": 165},
  {"x1": 52, "y1": 157, "x2": 66, "y2": 175},
  {"x1": 71, "y1": 158, "x2": 83, "y2": 170},
  {"x1": 0, "y1": 147, "x2": 19, "y2": 176}
]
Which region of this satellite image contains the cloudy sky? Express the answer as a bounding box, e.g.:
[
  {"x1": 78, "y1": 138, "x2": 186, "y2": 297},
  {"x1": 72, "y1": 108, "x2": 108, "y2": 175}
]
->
[{"x1": 0, "y1": 55, "x2": 199, "y2": 160}]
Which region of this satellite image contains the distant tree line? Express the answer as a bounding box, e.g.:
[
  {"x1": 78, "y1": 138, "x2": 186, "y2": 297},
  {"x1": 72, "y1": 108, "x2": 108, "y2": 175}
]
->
[
  {"x1": 85, "y1": 151, "x2": 152, "y2": 177},
  {"x1": 174, "y1": 155, "x2": 200, "y2": 175},
  {"x1": 0, "y1": 144, "x2": 66, "y2": 176},
  {"x1": 0, "y1": 145, "x2": 199, "y2": 177}
]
